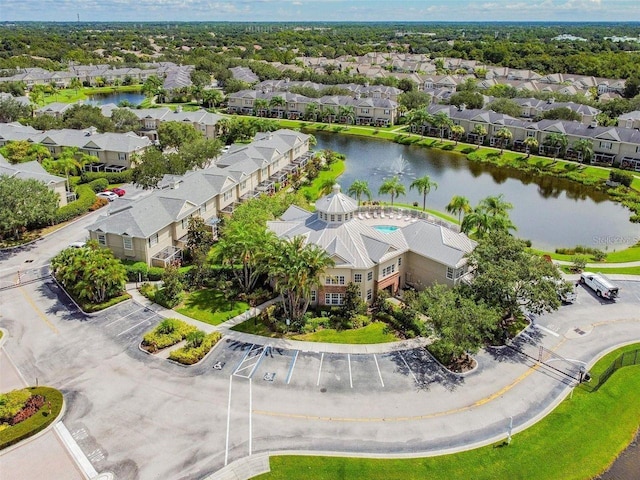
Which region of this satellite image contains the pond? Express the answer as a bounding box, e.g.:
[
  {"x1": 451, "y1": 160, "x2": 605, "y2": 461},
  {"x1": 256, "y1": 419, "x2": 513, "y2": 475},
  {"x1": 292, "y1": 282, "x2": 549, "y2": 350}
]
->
[
  {"x1": 86, "y1": 91, "x2": 146, "y2": 106},
  {"x1": 313, "y1": 132, "x2": 640, "y2": 251}
]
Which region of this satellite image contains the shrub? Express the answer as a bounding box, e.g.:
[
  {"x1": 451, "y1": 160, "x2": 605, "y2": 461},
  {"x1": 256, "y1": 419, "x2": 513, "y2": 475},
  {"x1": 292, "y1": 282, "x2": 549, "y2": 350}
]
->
[
  {"x1": 88, "y1": 197, "x2": 109, "y2": 211},
  {"x1": 609, "y1": 169, "x2": 633, "y2": 187},
  {"x1": 88, "y1": 178, "x2": 109, "y2": 192},
  {"x1": 0, "y1": 389, "x2": 32, "y2": 422},
  {"x1": 571, "y1": 255, "x2": 588, "y2": 272},
  {"x1": 169, "y1": 331, "x2": 222, "y2": 365},
  {"x1": 9, "y1": 395, "x2": 45, "y2": 426},
  {"x1": 54, "y1": 184, "x2": 96, "y2": 223},
  {"x1": 138, "y1": 282, "x2": 157, "y2": 301},
  {"x1": 141, "y1": 318, "x2": 197, "y2": 353},
  {"x1": 592, "y1": 249, "x2": 607, "y2": 261},
  {"x1": 148, "y1": 266, "x2": 164, "y2": 281},
  {"x1": 81, "y1": 170, "x2": 133, "y2": 185},
  {"x1": 81, "y1": 293, "x2": 131, "y2": 313},
  {"x1": 125, "y1": 261, "x2": 149, "y2": 281}
]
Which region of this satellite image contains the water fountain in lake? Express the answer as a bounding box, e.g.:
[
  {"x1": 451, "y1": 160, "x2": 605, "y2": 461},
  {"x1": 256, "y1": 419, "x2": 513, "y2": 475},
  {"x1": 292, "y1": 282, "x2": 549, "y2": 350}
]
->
[{"x1": 373, "y1": 154, "x2": 416, "y2": 179}]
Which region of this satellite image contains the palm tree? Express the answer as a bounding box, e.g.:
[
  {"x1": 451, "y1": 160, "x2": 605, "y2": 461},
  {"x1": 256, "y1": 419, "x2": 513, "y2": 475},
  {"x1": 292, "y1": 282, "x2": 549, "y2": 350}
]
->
[
  {"x1": 304, "y1": 102, "x2": 319, "y2": 121},
  {"x1": 410, "y1": 175, "x2": 438, "y2": 211},
  {"x1": 338, "y1": 105, "x2": 355, "y2": 124},
  {"x1": 446, "y1": 195, "x2": 472, "y2": 224},
  {"x1": 495, "y1": 127, "x2": 513, "y2": 155},
  {"x1": 319, "y1": 177, "x2": 338, "y2": 196},
  {"x1": 202, "y1": 89, "x2": 223, "y2": 108},
  {"x1": 543, "y1": 132, "x2": 568, "y2": 160},
  {"x1": 451, "y1": 125, "x2": 465, "y2": 145},
  {"x1": 523, "y1": 137, "x2": 538, "y2": 159},
  {"x1": 432, "y1": 111, "x2": 453, "y2": 141},
  {"x1": 479, "y1": 194, "x2": 513, "y2": 217},
  {"x1": 321, "y1": 105, "x2": 336, "y2": 124},
  {"x1": 572, "y1": 138, "x2": 594, "y2": 164},
  {"x1": 472, "y1": 124, "x2": 487, "y2": 149},
  {"x1": 269, "y1": 96, "x2": 286, "y2": 118},
  {"x1": 347, "y1": 180, "x2": 372, "y2": 205},
  {"x1": 268, "y1": 236, "x2": 334, "y2": 323},
  {"x1": 69, "y1": 77, "x2": 82, "y2": 94},
  {"x1": 253, "y1": 98, "x2": 269, "y2": 117},
  {"x1": 461, "y1": 208, "x2": 516, "y2": 237},
  {"x1": 378, "y1": 176, "x2": 406, "y2": 206}
]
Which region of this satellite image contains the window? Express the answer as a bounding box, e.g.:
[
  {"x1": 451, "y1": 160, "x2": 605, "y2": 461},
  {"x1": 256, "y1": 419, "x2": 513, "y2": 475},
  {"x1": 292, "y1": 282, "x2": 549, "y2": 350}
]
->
[
  {"x1": 382, "y1": 265, "x2": 396, "y2": 277},
  {"x1": 367, "y1": 271, "x2": 373, "y2": 281},
  {"x1": 354, "y1": 274, "x2": 362, "y2": 283},
  {"x1": 118, "y1": 152, "x2": 127, "y2": 162},
  {"x1": 311, "y1": 290, "x2": 316, "y2": 302},
  {"x1": 337, "y1": 215, "x2": 342, "y2": 222},
  {"x1": 223, "y1": 190, "x2": 233, "y2": 201},
  {"x1": 240, "y1": 180, "x2": 247, "y2": 190},
  {"x1": 330, "y1": 215, "x2": 335, "y2": 222},
  {"x1": 398, "y1": 257, "x2": 402, "y2": 266},
  {"x1": 325, "y1": 275, "x2": 346, "y2": 285},
  {"x1": 123, "y1": 236, "x2": 133, "y2": 250},
  {"x1": 361, "y1": 108, "x2": 369, "y2": 114},
  {"x1": 446, "y1": 266, "x2": 454, "y2": 280},
  {"x1": 366, "y1": 289, "x2": 372, "y2": 301},
  {"x1": 384, "y1": 109, "x2": 390, "y2": 115},
  {"x1": 599, "y1": 141, "x2": 613, "y2": 150},
  {"x1": 526, "y1": 131, "x2": 536, "y2": 138},
  {"x1": 148, "y1": 233, "x2": 158, "y2": 247},
  {"x1": 97, "y1": 233, "x2": 106, "y2": 246},
  {"x1": 325, "y1": 293, "x2": 344, "y2": 305}
]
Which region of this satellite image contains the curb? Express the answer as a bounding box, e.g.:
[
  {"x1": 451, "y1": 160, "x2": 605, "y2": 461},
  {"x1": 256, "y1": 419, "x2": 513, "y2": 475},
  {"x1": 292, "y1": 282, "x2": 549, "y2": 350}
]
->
[{"x1": 50, "y1": 274, "x2": 132, "y2": 317}]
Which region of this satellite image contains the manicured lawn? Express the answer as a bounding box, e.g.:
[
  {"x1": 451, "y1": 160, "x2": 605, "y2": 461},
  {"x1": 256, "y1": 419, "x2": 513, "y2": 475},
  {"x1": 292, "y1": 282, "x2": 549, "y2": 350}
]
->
[
  {"x1": 176, "y1": 289, "x2": 249, "y2": 326},
  {"x1": 530, "y1": 243, "x2": 640, "y2": 264},
  {"x1": 256, "y1": 344, "x2": 640, "y2": 480},
  {"x1": 291, "y1": 322, "x2": 397, "y2": 344},
  {"x1": 0, "y1": 387, "x2": 63, "y2": 450},
  {"x1": 579, "y1": 266, "x2": 640, "y2": 275},
  {"x1": 231, "y1": 319, "x2": 280, "y2": 337},
  {"x1": 392, "y1": 202, "x2": 459, "y2": 224},
  {"x1": 300, "y1": 159, "x2": 346, "y2": 201}
]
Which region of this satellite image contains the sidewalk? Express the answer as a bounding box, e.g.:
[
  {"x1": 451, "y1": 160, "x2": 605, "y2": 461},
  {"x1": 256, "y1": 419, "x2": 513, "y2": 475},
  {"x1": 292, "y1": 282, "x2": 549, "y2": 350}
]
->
[{"x1": 126, "y1": 285, "x2": 431, "y2": 354}]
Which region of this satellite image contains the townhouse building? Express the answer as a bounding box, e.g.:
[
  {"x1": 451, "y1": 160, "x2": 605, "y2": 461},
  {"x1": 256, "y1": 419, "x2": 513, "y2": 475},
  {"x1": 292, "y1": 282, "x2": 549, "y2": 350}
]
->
[
  {"x1": 0, "y1": 154, "x2": 68, "y2": 206},
  {"x1": 87, "y1": 129, "x2": 311, "y2": 265}
]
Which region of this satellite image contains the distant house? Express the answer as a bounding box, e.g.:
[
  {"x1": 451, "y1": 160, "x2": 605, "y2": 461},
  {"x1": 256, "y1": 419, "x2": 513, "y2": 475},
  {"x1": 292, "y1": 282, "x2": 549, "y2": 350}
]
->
[
  {"x1": 229, "y1": 66, "x2": 259, "y2": 85},
  {"x1": 0, "y1": 153, "x2": 68, "y2": 206},
  {"x1": 618, "y1": 111, "x2": 640, "y2": 130},
  {"x1": 267, "y1": 185, "x2": 476, "y2": 305}
]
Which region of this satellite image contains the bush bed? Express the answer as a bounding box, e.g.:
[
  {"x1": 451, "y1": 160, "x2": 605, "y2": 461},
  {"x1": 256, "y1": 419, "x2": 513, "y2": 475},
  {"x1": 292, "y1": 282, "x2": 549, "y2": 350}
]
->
[
  {"x1": 0, "y1": 387, "x2": 63, "y2": 451},
  {"x1": 54, "y1": 184, "x2": 96, "y2": 223},
  {"x1": 169, "y1": 331, "x2": 222, "y2": 365},
  {"x1": 141, "y1": 318, "x2": 198, "y2": 353},
  {"x1": 79, "y1": 293, "x2": 131, "y2": 313}
]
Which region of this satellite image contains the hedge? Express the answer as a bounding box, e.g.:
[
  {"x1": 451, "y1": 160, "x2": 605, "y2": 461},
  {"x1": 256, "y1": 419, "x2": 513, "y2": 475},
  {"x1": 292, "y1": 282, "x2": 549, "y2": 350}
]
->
[
  {"x1": 0, "y1": 387, "x2": 63, "y2": 451},
  {"x1": 169, "y1": 331, "x2": 222, "y2": 365},
  {"x1": 124, "y1": 262, "x2": 164, "y2": 281},
  {"x1": 79, "y1": 293, "x2": 131, "y2": 313},
  {"x1": 81, "y1": 170, "x2": 133, "y2": 184},
  {"x1": 141, "y1": 318, "x2": 198, "y2": 353},
  {"x1": 54, "y1": 184, "x2": 96, "y2": 223}
]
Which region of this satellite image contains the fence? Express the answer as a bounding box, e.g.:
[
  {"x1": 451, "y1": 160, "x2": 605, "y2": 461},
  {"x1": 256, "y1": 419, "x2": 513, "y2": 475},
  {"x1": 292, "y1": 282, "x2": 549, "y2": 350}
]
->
[{"x1": 581, "y1": 349, "x2": 640, "y2": 392}]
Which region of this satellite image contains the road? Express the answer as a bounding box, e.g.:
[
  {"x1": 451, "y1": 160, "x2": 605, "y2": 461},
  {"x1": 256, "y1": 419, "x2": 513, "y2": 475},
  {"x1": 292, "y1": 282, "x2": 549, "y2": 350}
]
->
[{"x1": 0, "y1": 214, "x2": 639, "y2": 479}]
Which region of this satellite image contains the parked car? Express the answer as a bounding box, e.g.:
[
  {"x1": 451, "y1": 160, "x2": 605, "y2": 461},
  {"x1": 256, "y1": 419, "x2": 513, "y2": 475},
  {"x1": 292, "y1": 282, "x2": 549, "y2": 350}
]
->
[
  {"x1": 108, "y1": 187, "x2": 126, "y2": 197},
  {"x1": 580, "y1": 272, "x2": 619, "y2": 300},
  {"x1": 68, "y1": 241, "x2": 86, "y2": 249},
  {"x1": 96, "y1": 191, "x2": 119, "y2": 202}
]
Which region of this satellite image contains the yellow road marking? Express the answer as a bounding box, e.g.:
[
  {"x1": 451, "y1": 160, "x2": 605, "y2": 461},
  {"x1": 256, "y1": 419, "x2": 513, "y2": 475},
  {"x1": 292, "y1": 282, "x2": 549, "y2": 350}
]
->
[
  {"x1": 254, "y1": 339, "x2": 569, "y2": 423},
  {"x1": 19, "y1": 286, "x2": 59, "y2": 334}
]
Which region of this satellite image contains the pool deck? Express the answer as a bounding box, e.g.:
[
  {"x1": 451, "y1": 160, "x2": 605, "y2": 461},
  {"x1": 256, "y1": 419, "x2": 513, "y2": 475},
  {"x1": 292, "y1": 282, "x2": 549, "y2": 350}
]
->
[{"x1": 356, "y1": 207, "x2": 460, "y2": 232}]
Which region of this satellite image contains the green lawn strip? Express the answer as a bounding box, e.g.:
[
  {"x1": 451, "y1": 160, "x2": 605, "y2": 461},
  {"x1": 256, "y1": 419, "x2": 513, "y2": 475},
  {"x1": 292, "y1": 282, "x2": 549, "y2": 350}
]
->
[
  {"x1": 78, "y1": 293, "x2": 131, "y2": 313},
  {"x1": 0, "y1": 387, "x2": 64, "y2": 450},
  {"x1": 578, "y1": 266, "x2": 640, "y2": 275},
  {"x1": 290, "y1": 322, "x2": 397, "y2": 344},
  {"x1": 300, "y1": 159, "x2": 346, "y2": 201},
  {"x1": 529, "y1": 243, "x2": 640, "y2": 264},
  {"x1": 256, "y1": 348, "x2": 640, "y2": 480},
  {"x1": 176, "y1": 289, "x2": 249, "y2": 326},
  {"x1": 231, "y1": 319, "x2": 280, "y2": 337}
]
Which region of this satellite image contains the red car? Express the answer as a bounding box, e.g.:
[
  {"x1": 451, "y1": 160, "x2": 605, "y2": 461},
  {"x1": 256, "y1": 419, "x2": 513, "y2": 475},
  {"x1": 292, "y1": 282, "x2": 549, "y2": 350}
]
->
[{"x1": 108, "y1": 188, "x2": 126, "y2": 197}]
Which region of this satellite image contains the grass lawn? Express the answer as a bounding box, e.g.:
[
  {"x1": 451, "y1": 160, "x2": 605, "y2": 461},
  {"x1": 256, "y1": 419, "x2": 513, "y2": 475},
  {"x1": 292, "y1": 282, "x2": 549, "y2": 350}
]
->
[
  {"x1": 256, "y1": 344, "x2": 640, "y2": 480},
  {"x1": 0, "y1": 387, "x2": 64, "y2": 450},
  {"x1": 577, "y1": 266, "x2": 640, "y2": 275},
  {"x1": 232, "y1": 320, "x2": 399, "y2": 344},
  {"x1": 300, "y1": 159, "x2": 346, "y2": 201},
  {"x1": 176, "y1": 289, "x2": 249, "y2": 326},
  {"x1": 392, "y1": 202, "x2": 459, "y2": 224},
  {"x1": 530, "y1": 243, "x2": 640, "y2": 264},
  {"x1": 291, "y1": 322, "x2": 397, "y2": 344}
]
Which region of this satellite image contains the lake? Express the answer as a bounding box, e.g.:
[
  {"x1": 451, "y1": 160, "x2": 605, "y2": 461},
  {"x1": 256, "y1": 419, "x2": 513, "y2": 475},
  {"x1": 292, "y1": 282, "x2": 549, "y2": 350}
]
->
[
  {"x1": 313, "y1": 132, "x2": 640, "y2": 251},
  {"x1": 86, "y1": 91, "x2": 146, "y2": 106}
]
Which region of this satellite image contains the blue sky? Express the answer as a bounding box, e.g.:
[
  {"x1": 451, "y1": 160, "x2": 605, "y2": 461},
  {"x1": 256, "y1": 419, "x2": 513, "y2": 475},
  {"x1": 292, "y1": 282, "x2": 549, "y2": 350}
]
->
[{"x1": 1, "y1": 0, "x2": 639, "y2": 22}]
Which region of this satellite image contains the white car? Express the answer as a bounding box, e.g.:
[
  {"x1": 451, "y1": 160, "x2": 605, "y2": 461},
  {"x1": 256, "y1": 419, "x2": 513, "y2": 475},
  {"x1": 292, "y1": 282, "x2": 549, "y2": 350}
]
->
[
  {"x1": 96, "y1": 191, "x2": 119, "y2": 202},
  {"x1": 68, "y1": 241, "x2": 86, "y2": 249}
]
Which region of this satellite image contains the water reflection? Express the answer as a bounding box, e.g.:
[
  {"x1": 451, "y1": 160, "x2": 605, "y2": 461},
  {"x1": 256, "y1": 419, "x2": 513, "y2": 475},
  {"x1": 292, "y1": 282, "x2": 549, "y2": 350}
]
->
[{"x1": 312, "y1": 132, "x2": 639, "y2": 250}]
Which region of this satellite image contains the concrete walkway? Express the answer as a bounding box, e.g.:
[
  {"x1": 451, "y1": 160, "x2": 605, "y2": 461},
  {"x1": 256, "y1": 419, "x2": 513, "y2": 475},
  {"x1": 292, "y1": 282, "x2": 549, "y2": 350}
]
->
[{"x1": 126, "y1": 285, "x2": 430, "y2": 354}]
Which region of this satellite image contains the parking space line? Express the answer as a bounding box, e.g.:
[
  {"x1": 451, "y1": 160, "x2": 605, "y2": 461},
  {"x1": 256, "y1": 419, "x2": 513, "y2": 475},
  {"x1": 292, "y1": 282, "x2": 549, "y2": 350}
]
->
[
  {"x1": 105, "y1": 306, "x2": 146, "y2": 327},
  {"x1": 224, "y1": 375, "x2": 232, "y2": 466},
  {"x1": 373, "y1": 354, "x2": 385, "y2": 387},
  {"x1": 399, "y1": 352, "x2": 419, "y2": 385},
  {"x1": 116, "y1": 315, "x2": 155, "y2": 336},
  {"x1": 232, "y1": 344, "x2": 255, "y2": 375},
  {"x1": 534, "y1": 324, "x2": 560, "y2": 337},
  {"x1": 249, "y1": 378, "x2": 253, "y2": 456},
  {"x1": 285, "y1": 350, "x2": 299, "y2": 385},
  {"x1": 316, "y1": 352, "x2": 324, "y2": 386},
  {"x1": 247, "y1": 346, "x2": 269, "y2": 379},
  {"x1": 348, "y1": 354, "x2": 353, "y2": 388}
]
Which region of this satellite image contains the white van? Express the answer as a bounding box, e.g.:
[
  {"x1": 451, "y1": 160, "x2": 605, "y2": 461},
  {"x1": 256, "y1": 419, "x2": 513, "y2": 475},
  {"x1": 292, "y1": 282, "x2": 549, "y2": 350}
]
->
[{"x1": 580, "y1": 272, "x2": 619, "y2": 300}]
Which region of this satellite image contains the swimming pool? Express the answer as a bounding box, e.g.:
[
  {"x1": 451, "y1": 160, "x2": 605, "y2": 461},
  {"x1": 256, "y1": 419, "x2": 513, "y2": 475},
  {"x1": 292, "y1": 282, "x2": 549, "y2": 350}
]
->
[{"x1": 374, "y1": 225, "x2": 399, "y2": 234}]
